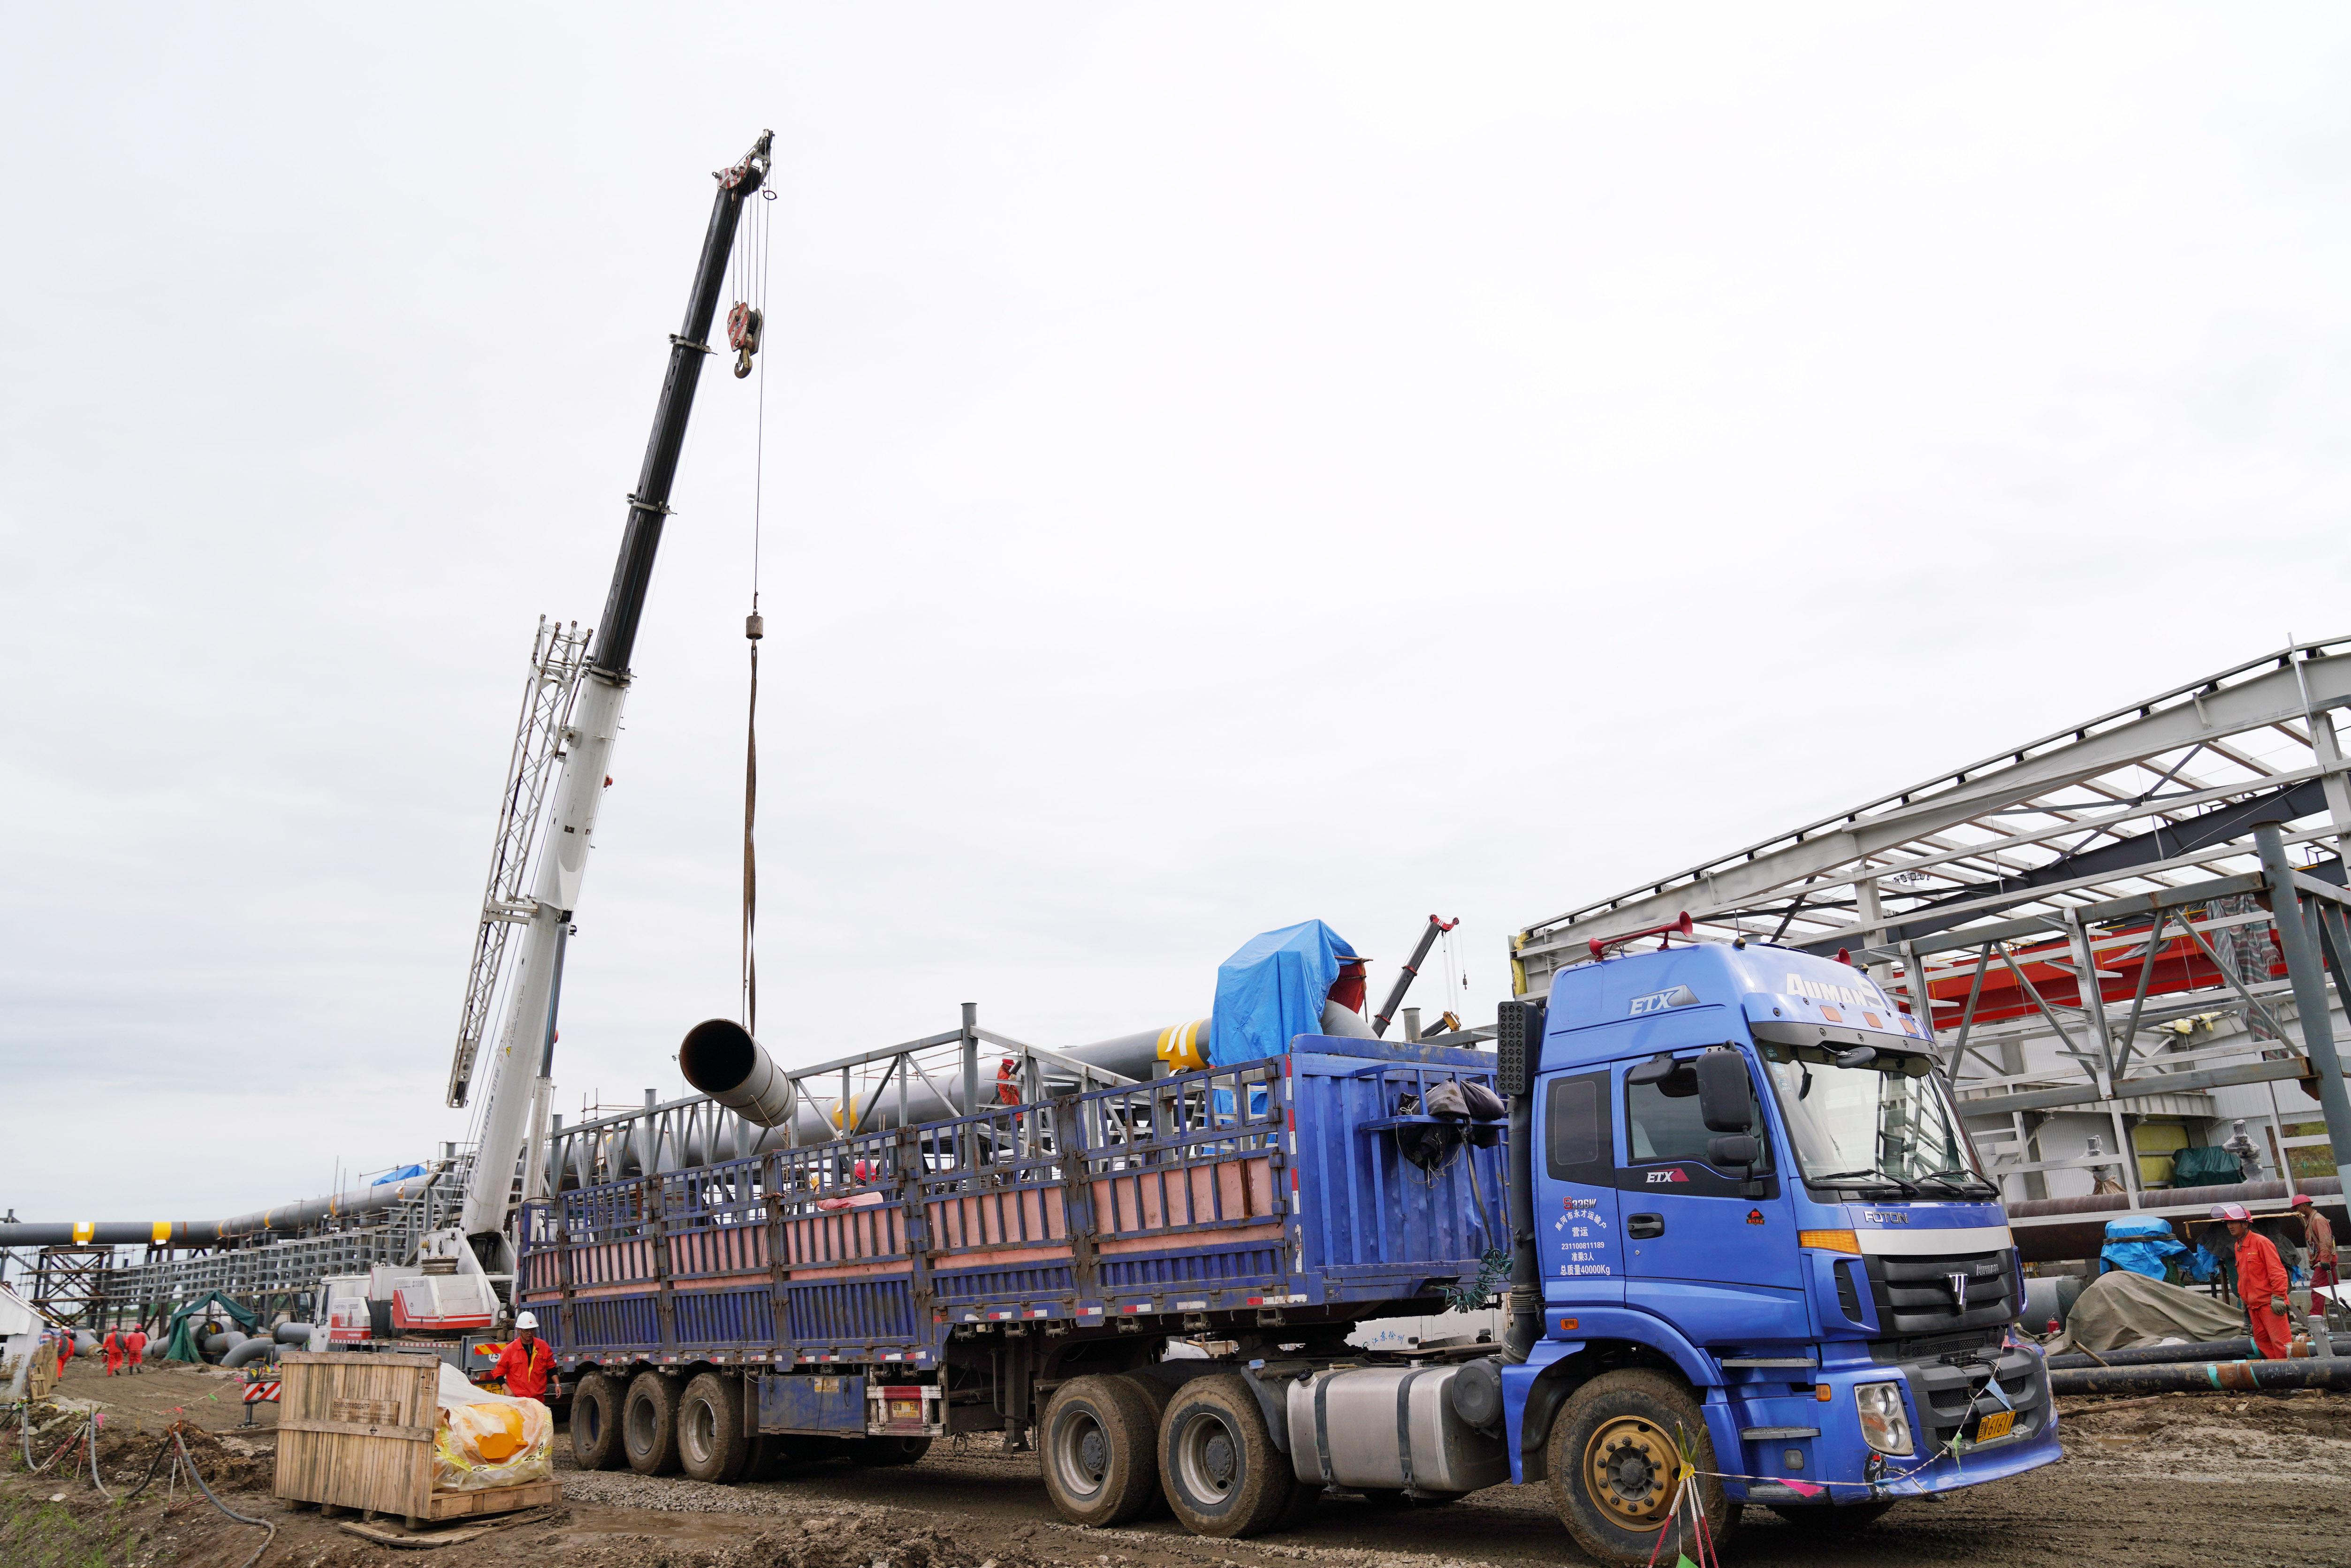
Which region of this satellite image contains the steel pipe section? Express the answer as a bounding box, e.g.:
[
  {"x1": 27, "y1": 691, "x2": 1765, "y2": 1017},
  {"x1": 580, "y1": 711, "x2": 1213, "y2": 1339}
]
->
[
  {"x1": 221, "y1": 1337, "x2": 276, "y2": 1369},
  {"x1": 0, "y1": 1169, "x2": 438, "y2": 1250},
  {"x1": 2046, "y1": 1338, "x2": 2307, "y2": 1370},
  {"x1": 2048, "y1": 1356, "x2": 2351, "y2": 1395}
]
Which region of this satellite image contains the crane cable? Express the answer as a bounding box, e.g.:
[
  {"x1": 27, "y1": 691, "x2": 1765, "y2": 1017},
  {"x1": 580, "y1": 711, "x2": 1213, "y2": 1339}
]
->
[{"x1": 741, "y1": 182, "x2": 775, "y2": 1036}]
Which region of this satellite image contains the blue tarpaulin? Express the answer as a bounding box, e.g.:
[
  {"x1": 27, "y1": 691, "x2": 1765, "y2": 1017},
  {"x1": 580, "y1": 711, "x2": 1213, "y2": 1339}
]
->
[
  {"x1": 2099, "y1": 1215, "x2": 2188, "y2": 1280},
  {"x1": 372, "y1": 1164, "x2": 426, "y2": 1186},
  {"x1": 1207, "y1": 920, "x2": 1358, "y2": 1067}
]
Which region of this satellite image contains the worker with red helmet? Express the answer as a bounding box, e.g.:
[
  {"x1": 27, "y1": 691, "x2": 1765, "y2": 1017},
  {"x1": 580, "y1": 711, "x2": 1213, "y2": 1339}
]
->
[
  {"x1": 2216, "y1": 1203, "x2": 2294, "y2": 1359},
  {"x1": 103, "y1": 1328, "x2": 122, "y2": 1376},
  {"x1": 125, "y1": 1324, "x2": 147, "y2": 1375},
  {"x1": 487, "y1": 1312, "x2": 555, "y2": 1401},
  {"x1": 2291, "y1": 1194, "x2": 2339, "y2": 1297}
]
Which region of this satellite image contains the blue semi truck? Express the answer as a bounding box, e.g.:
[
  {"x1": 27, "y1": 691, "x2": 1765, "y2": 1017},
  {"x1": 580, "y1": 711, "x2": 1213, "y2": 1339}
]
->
[{"x1": 518, "y1": 937, "x2": 2056, "y2": 1563}]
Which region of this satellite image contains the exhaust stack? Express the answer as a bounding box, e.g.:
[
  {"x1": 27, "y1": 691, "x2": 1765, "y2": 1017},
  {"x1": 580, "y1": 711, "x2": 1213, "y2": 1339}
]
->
[{"x1": 679, "y1": 1018, "x2": 798, "y2": 1127}]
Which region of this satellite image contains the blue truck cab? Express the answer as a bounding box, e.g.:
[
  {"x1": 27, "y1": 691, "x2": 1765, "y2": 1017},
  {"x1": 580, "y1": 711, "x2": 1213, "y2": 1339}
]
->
[{"x1": 1497, "y1": 939, "x2": 2059, "y2": 1559}]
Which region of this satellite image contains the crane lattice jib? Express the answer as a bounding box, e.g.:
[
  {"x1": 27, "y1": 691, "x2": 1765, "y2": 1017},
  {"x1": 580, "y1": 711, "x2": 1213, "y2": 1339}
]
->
[{"x1": 448, "y1": 617, "x2": 591, "y2": 1107}]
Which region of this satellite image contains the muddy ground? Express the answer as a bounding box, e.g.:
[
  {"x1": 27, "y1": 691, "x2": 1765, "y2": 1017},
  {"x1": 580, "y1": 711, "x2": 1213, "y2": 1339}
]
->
[{"x1": 7, "y1": 1356, "x2": 2350, "y2": 1568}]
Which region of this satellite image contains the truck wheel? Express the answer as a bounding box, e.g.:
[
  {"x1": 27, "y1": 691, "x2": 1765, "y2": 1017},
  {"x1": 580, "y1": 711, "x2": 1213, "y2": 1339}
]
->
[
  {"x1": 849, "y1": 1437, "x2": 932, "y2": 1466},
  {"x1": 1546, "y1": 1370, "x2": 1736, "y2": 1568},
  {"x1": 1042, "y1": 1375, "x2": 1162, "y2": 1527},
  {"x1": 623, "y1": 1371, "x2": 682, "y2": 1475},
  {"x1": 1117, "y1": 1374, "x2": 1176, "y2": 1520},
  {"x1": 1157, "y1": 1373, "x2": 1299, "y2": 1539},
  {"x1": 677, "y1": 1372, "x2": 749, "y2": 1483},
  {"x1": 1769, "y1": 1500, "x2": 1895, "y2": 1530},
  {"x1": 569, "y1": 1372, "x2": 625, "y2": 1471}
]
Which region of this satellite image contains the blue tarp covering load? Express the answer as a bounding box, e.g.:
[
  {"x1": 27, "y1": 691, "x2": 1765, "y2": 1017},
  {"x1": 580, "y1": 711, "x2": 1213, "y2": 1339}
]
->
[
  {"x1": 2099, "y1": 1215, "x2": 2187, "y2": 1280},
  {"x1": 373, "y1": 1163, "x2": 426, "y2": 1186},
  {"x1": 1207, "y1": 920, "x2": 1358, "y2": 1067}
]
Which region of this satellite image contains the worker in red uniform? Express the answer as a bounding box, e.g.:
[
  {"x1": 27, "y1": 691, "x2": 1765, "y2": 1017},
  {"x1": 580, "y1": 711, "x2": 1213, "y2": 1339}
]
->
[
  {"x1": 487, "y1": 1312, "x2": 555, "y2": 1401},
  {"x1": 126, "y1": 1325, "x2": 148, "y2": 1375},
  {"x1": 55, "y1": 1328, "x2": 75, "y2": 1380},
  {"x1": 2293, "y1": 1194, "x2": 2339, "y2": 1295},
  {"x1": 103, "y1": 1329, "x2": 122, "y2": 1376},
  {"x1": 2217, "y1": 1203, "x2": 2294, "y2": 1359}
]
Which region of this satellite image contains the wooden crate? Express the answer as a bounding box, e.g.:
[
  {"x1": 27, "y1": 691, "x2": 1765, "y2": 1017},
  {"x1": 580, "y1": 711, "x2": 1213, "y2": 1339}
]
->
[{"x1": 274, "y1": 1351, "x2": 557, "y2": 1525}]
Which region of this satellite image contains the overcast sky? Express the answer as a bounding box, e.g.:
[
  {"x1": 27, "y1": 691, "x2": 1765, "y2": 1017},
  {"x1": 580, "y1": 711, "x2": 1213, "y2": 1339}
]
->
[{"x1": 6, "y1": 7, "x2": 2351, "y2": 1227}]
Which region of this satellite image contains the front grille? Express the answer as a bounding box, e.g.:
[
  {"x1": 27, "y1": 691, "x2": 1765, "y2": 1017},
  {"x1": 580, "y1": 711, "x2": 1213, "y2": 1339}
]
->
[
  {"x1": 1870, "y1": 1326, "x2": 2003, "y2": 1364},
  {"x1": 1898, "y1": 1344, "x2": 2048, "y2": 1451},
  {"x1": 1864, "y1": 1250, "x2": 2015, "y2": 1337}
]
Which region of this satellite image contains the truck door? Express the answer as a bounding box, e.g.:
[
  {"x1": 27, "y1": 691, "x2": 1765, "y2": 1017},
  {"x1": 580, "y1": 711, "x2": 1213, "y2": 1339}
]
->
[
  {"x1": 1615, "y1": 1052, "x2": 1809, "y2": 1344},
  {"x1": 1536, "y1": 1069, "x2": 1623, "y2": 1307}
]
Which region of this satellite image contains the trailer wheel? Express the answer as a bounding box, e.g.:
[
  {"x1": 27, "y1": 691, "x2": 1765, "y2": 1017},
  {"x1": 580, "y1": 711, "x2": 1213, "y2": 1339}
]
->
[
  {"x1": 1546, "y1": 1370, "x2": 1736, "y2": 1568},
  {"x1": 678, "y1": 1372, "x2": 750, "y2": 1483},
  {"x1": 1042, "y1": 1375, "x2": 1162, "y2": 1527},
  {"x1": 849, "y1": 1437, "x2": 932, "y2": 1466},
  {"x1": 623, "y1": 1371, "x2": 683, "y2": 1475},
  {"x1": 569, "y1": 1373, "x2": 626, "y2": 1471},
  {"x1": 1116, "y1": 1374, "x2": 1176, "y2": 1520},
  {"x1": 1768, "y1": 1500, "x2": 1895, "y2": 1531},
  {"x1": 1157, "y1": 1373, "x2": 1299, "y2": 1539}
]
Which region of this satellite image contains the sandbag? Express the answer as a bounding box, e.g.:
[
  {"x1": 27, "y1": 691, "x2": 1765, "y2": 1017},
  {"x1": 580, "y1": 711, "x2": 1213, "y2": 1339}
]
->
[
  {"x1": 2048, "y1": 1267, "x2": 2248, "y2": 1354},
  {"x1": 432, "y1": 1362, "x2": 551, "y2": 1492}
]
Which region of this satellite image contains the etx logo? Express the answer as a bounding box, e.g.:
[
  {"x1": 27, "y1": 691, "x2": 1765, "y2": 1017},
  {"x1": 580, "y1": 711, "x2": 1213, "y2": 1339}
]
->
[
  {"x1": 1628, "y1": 985, "x2": 1698, "y2": 1016},
  {"x1": 1645, "y1": 1168, "x2": 1691, "y2": 1184}
]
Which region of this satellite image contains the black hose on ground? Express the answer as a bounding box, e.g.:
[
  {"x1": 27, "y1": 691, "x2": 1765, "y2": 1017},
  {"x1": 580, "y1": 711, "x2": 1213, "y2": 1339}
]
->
[
  {"x1": 171, "y1": 1430, "x2": 275, "y2": 1568},
  {"x1": 2049, "y1": 1356, "x2": 2351, "y2": 1396}
]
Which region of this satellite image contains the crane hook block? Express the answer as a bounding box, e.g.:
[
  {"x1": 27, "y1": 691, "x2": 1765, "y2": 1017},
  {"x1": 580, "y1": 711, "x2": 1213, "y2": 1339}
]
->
[{"x1": 727, "y1": 302, "x2": 764, "y2": 379}]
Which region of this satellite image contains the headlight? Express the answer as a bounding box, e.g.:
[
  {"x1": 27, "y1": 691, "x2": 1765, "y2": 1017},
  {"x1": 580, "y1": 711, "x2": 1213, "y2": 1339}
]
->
[{"x1": 1854, "y1": 1381, "x2": 1913, "y2": 1456}]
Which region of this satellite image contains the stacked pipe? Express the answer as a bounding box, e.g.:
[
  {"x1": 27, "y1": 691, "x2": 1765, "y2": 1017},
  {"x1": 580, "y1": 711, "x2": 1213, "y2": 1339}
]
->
[
  {"x1": 2046, "y1": 1337, "x2": 2316, "y2": 1370},
  {"x1": 2050, "y1": 1356, "x2": 2351, "y2": 1395}
]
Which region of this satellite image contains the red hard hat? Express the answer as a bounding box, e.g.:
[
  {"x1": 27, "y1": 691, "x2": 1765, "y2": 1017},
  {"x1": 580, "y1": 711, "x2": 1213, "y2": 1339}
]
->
[
  {"x1": 2292, "y1": 1194, "x2": 2315, "y2": 1207},
  {"x1": 2212, "y1": 1203, "x2": 2252, "y2": 1222}
]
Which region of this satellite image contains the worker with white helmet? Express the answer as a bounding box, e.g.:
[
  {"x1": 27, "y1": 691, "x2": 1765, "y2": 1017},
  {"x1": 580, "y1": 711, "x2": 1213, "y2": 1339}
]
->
[
  {"x1": 487, "y1": 1310, "x2": 555, "y2": 1402},
  {"x1": 2214, "y1": 1203, "x2": 2293, "y2": 1360}
]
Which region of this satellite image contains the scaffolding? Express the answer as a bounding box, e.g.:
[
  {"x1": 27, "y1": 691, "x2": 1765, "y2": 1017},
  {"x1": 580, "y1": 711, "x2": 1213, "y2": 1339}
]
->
[{"x1": 1514, "y1": 637, "x2": 2351, "y2": 1223}]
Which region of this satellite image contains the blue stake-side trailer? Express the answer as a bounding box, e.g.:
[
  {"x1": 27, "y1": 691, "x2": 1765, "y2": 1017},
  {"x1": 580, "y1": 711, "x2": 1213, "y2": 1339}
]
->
[
  {"x1": 519, "y1": 941, "x2": 2060, "y2": 1563},
  {"x1": 517, "y1": 1039, "x2": 1513, "y2": 1506}
]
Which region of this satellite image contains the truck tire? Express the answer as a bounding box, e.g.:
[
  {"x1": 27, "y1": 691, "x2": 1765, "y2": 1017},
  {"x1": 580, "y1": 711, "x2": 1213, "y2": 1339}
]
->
[
  {"x1": 849, "y1": 1437, "x2": 932, "y2": 1466},
  {"x1": 1116, "y1": 1374, "x2": 1176, "y2": 1520},
  {"x1": 1157, "y1": 1373, "x2": 1299, "y2": 1539},
  {"x1": 678, "y1": 1372, "x2": 750, "y2": 1483},
  {"x1": 1042, "y1": 1375, "x2": 1162, "y2": 1527},
  {"x1": 1768, "y1": 1499, "x2": 1895, "y2": 1530},
  {"x1": 570, "y1": 1372, "x2": 626, "y2": 1471},
  {"x1": 623, "y1": 1371, "x2": 683, "y2": 1476},
  {"x1": 1545, "y1": 1370, "x2": 1737, "y2": 1568}
]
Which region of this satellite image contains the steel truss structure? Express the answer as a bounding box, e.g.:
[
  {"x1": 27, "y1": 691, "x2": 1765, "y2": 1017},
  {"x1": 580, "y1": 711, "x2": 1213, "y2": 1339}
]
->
[
  {"x1": 48, "y1": 1015, "x2": 1126, "y2": 1321},
  {"x1": 78, "y1": 1164, "x2": 472, "y2": 1323},
  {"x1": 1514, "y1": 639, "x2": 2351, "y2": 1226},
  {"x1": 545, "y1": 1007, "x2": 1134, "y2": 1195}
]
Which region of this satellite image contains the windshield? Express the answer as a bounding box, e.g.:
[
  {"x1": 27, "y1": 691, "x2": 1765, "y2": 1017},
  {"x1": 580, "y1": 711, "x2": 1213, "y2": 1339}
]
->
[{"x1": 1756, "y1": 1041, "x2": 1992, "y2": 1195}]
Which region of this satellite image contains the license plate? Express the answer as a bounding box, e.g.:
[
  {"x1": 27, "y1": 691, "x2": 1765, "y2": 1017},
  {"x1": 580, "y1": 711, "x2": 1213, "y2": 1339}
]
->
[{"x1": 1972, "y1": 1409, "x2": 2016, "y2": 1443}]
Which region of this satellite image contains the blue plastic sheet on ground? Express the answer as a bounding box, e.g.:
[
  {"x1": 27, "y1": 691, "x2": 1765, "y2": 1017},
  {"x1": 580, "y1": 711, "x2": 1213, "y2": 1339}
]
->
[
  {"x1": 2099, "y1": 1215, "x2": 2188, "y2": 1280},
  {"x1": 1208, "y1": 920, "x2": 1358, "y2": 1067}
]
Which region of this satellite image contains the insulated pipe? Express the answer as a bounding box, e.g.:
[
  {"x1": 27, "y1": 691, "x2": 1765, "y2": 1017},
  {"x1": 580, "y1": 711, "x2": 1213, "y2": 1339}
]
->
[
  {"x1": 221, "y1": 1337, "x2": 276, "y2": 1369},
  {"x1": 2048, "y1": 1356, "x2": 2351, "y2": 1395},
  {"x1": 2006, "y1": 1178, "x2": 2342, "y2": 1264},
  {"x1": 0, "y1": 1168, "x2": 439, "y2": 1249},
  {"x1": 272, "y1": 1323, "x2": 312, "y2": 1345}
]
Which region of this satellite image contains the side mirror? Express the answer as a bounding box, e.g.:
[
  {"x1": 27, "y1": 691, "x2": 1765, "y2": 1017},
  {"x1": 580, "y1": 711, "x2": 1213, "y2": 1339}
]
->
[
  {"x1": 1696, "y1": 1047, "x2": 1753, "y2": 1133},
  {"x1": 1706, "y1": 1134, "x2": 1761, "y2": 1170}
]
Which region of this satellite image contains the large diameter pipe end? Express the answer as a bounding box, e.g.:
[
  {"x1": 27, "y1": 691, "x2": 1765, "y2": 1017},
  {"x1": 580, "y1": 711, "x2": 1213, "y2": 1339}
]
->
[{"x1": 680, "y1": 1018, "x2": 797, "y2": 1127}]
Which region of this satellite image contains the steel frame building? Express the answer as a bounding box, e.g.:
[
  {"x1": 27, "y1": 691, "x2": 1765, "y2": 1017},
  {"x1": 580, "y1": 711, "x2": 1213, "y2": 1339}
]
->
[{"x1": 1514, "y1": 638, "x2": 2351, "y2": 1235}]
